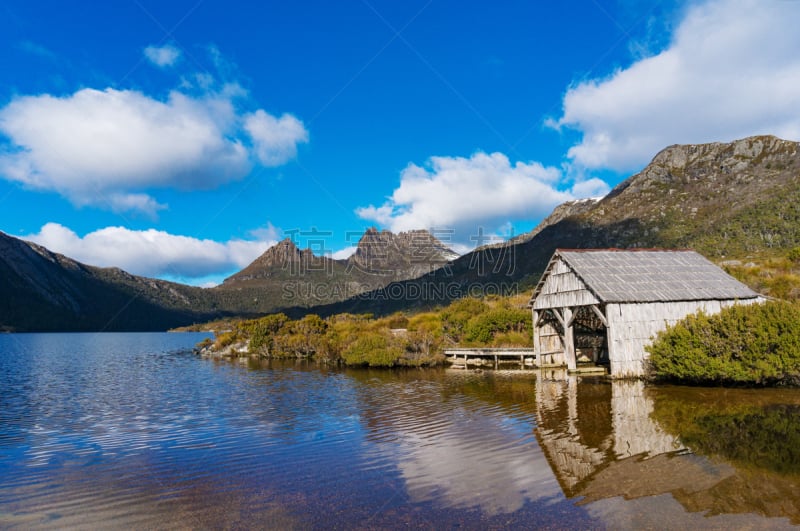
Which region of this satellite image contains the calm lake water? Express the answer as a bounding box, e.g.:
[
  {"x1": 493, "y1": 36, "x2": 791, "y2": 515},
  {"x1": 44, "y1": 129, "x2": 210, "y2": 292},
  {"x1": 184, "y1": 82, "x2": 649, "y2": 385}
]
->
[{"x1": 1, "y1": 333, "x2": 799, "y2": 529}]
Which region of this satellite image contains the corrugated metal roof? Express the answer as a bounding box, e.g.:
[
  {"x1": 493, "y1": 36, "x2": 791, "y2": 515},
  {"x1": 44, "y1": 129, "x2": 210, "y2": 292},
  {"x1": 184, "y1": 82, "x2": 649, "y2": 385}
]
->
[{"x1": 535, "y1": 249, "x2": 760, "y2": 303}]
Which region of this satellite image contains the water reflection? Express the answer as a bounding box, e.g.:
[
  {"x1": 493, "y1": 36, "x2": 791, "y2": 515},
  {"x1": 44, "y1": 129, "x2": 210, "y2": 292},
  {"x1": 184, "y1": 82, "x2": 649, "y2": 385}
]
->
[
  {"x1": 5, "y1": 334, "x2": 800, "y2": 529},
  {"x1": 535, "y1": 372, "x2": 800, "y2": 528},
  {"x1": 347, "y1": 369, "x2": 561, "y2": 515},
  {"x1": 535, "y1": 373, "x2": 686, "y2": 496}
]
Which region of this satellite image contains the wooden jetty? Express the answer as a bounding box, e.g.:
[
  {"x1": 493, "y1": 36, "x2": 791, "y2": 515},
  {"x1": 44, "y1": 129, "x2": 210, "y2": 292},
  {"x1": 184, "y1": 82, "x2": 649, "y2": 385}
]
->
[{"x1": 445, "y1": 348, "x2": 536, "y2": 369}]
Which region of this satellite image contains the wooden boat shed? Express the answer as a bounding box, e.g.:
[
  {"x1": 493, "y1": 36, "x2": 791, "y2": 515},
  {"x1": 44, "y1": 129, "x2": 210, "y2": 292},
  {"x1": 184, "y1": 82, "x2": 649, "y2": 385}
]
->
[{"x1": 529, "y1": 249, "x2": 764, "y2": 378}]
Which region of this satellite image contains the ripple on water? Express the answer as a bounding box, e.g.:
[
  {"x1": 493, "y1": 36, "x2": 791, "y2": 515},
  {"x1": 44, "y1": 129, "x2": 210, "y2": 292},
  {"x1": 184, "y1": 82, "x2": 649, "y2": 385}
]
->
[{"x1": 1, "y1": 335, "x2": 585, "y2": 529}]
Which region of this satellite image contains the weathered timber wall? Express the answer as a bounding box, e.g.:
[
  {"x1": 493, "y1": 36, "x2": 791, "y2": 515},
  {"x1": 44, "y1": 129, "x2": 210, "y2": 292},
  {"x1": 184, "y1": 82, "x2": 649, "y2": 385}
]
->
[
  {"x1": 606, "y1": 298, "x2": 763, "y2": 378},
  {"x1": 533, "y1": 258, "x2": 599, "y2": 309},
  {"x1": 534, "y1": 320, "x2": 566, "y2": 367}
]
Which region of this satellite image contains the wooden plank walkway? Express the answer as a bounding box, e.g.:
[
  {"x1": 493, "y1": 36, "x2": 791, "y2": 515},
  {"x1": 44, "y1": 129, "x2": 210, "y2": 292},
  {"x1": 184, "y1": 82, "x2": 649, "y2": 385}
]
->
[{"x1": 444, "y1": 348, "x2": 536, "y2": 369}]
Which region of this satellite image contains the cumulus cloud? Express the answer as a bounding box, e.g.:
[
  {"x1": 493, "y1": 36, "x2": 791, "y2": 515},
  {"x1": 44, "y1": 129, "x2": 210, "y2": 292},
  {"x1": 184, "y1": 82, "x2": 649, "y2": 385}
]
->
[
  {"x1": 244, "y1": 110, "x2": 309, "y2": 166},
  {"x1": 0, "y1": 81, "x2": 308, "y2": 216},
  {"x1": 552, "y1": 0, "x2": 800, "y2": 172},
  {"x1": 144, "y1": 44, "x2": 182, "y2": 68},
  {"x1": 356, "y1": 152, "x2": 599, "y2": 240},
  {"x1": 24, "y1": 222, "x2": 278, "y2": 283}
]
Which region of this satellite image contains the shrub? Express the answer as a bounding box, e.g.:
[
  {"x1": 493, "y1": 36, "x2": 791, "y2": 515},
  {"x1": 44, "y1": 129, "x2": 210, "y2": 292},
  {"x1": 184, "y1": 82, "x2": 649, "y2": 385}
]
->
[
  {"x1": 441, "y1": 298, "x2": 489, "y2": 342},
  {"x1": 342, "y1": 332, "x2": 403, "y2": 367},
  {"x1": 463, "y1": 307, "x2": 531, "y2": 345},
  {"x1": 243, "y1": 313, "x2": 289, "y2": 355},
  {"x1": 270, "y1": 314, "x2": 329, "y2": 358},
  {"x1": 214, "y1": 329, "x2": 241, "y2": 350},
  {"x1": 386, "y1": 312, "x2": 409, "y2": 330},
  {"x1": 196, "y1": 337, "x2": 213, "y2": 350},
  {"x1": 647, "y1": 300, "x2": 800, "y2": 385}
]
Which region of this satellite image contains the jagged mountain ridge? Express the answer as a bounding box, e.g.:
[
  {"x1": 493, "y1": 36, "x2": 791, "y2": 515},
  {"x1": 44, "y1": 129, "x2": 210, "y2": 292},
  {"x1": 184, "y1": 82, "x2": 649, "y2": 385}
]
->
[
  {"x1": 579, "y1": 135, "x2": 800, "y2": 254},
  {"x1": 222, "y1": 228, "x2": 457, "y2": 286},
  {"x1": 221, "y1": 238, "x2": 334, "y2": 284},
  {"x1": 212, "y1": 228, "x2": 459, "y2": 313},
  {"x1": 0, "y1": 227, "x2": 459, "y2": 331},
  {"x1": 348, "y1": 228, "x2": 459, "y2": 277}
]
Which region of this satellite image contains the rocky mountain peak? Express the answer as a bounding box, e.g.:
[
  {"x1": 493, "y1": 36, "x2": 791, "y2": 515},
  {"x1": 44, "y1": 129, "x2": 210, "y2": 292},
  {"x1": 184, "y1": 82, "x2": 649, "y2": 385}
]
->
[
  {"x1": 651, "y1": 135, "x2": 797, "y2": 171},
  {"x1": 257, "y1": 237, "x2": 303, "y2": 265},
  {"x1": 221, "y1": 236, "x2": 335, "y2": 286},
  {"x1": 217, "y1": 227, "x2": 459, "y2": 301},
  {"x1": 349, "y1": 228, "x2": 457, "y2": 276},
  {"x1": 603, "y1": 135, "x2": 800, "y2": 205}
]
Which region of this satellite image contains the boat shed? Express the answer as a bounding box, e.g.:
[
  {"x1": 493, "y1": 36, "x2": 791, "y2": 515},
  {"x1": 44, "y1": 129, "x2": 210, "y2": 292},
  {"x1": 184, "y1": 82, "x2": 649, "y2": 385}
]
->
[{"x1": 529, "y1": 249, "x2": 764, "y2": 378}]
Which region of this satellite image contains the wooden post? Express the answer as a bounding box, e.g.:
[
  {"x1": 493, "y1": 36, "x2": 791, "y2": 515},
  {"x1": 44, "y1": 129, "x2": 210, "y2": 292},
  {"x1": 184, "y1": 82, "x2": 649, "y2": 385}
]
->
[
  {"x1": 532, "y1": 309, "x2": 540, "y2": 368},
  {"x1": 564, "y1": 307, "x2": 576, "y2": 372}
]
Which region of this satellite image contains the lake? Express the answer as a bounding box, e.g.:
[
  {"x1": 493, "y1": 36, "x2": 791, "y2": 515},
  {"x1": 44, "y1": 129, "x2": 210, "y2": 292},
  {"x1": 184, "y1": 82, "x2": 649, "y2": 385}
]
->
[{"x1": 1, "y1": 333, "x2": 799, "y2": 529}]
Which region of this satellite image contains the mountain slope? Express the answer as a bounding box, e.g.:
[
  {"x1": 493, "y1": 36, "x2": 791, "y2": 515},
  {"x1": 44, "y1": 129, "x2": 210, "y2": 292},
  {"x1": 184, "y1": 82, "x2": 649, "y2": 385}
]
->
[
  {"x1": 308, "y1": 135, "x2": 800, "y2": 317},
  {"x1": 0, "y1": 231, "x2": 222, "y2": 331},
  {"x1": 578, "y1": 135, "x2": 800, "y2": 255}
]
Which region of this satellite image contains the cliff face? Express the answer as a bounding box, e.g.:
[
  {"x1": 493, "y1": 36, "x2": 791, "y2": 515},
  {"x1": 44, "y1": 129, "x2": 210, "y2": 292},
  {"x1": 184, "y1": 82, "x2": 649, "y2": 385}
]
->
[{"x1": 347, "y1": 228, "x2": 459, "y2": 278}]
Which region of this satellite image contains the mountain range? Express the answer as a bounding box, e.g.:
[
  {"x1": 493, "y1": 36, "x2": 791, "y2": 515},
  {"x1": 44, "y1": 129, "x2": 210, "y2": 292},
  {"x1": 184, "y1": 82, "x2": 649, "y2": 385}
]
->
[
  {"x1": 0, "y1": 226, "x2": 458, "y2": 331},
  {"x1": 2, "y1": 135, "x2": 799, "y2": 331}
]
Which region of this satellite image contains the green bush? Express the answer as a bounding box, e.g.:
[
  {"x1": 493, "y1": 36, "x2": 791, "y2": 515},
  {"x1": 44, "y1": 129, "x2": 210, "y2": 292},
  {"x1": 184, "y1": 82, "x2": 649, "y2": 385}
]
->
[
  {"x1": 342, "y1": 332, "x2": 403, "y2": 367},
  {"x1": 214, "y1": 329, "x2": 241, "y2": 350},
  {"x1": 271, "y1": 314, "x2": 328, "y2": 358},
  {"x1": 463, "y1": 307, "x2": 531, "y2": 345},
  {"x1": 647, "y1": 301, "x2": 800, "y2": 385},
  {"x1": 441, "y1": 298, "x2": 489, "y2": 342},
  {"x1": 243, "y1": 313, "x2": 289, "y2": 354}
]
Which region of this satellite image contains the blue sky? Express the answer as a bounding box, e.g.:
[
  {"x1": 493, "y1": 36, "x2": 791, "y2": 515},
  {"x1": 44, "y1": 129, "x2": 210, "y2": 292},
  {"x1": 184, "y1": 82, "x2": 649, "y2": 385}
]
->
[{"x1": 2, "y1": 0, "x2": 799, "y2": 286}]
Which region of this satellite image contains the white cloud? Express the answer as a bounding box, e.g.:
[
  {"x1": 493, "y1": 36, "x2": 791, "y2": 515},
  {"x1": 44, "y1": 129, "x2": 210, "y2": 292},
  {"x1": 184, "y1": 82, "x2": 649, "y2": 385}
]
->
[
  {"x1": 23, "y1": 222, "x2": 278, "y2": 283},
  {"x1": 552, "y1": 0, "x2": 800, "y2": 172},
  {"x1": 244, "y1": 109, "x2": 309, "y2": 166},
  {"x1": 105, "y1": 193, "x2": 167, "y2": 218},
  {"x1": 356, "y1": 152, "x2": 597, "y2": 242},
  {"x1": 570, "y1": 177, "x2": 610, "y2": 199},
  {"x1": 331, "y1": 246, "x2": 358, "y2": 260},
  {"x1": 144, "y1": 44, "x2": 182, "y2": 68},
  {"x1": 0, "y1": 85, "x2": 308, "y2": 216}
]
